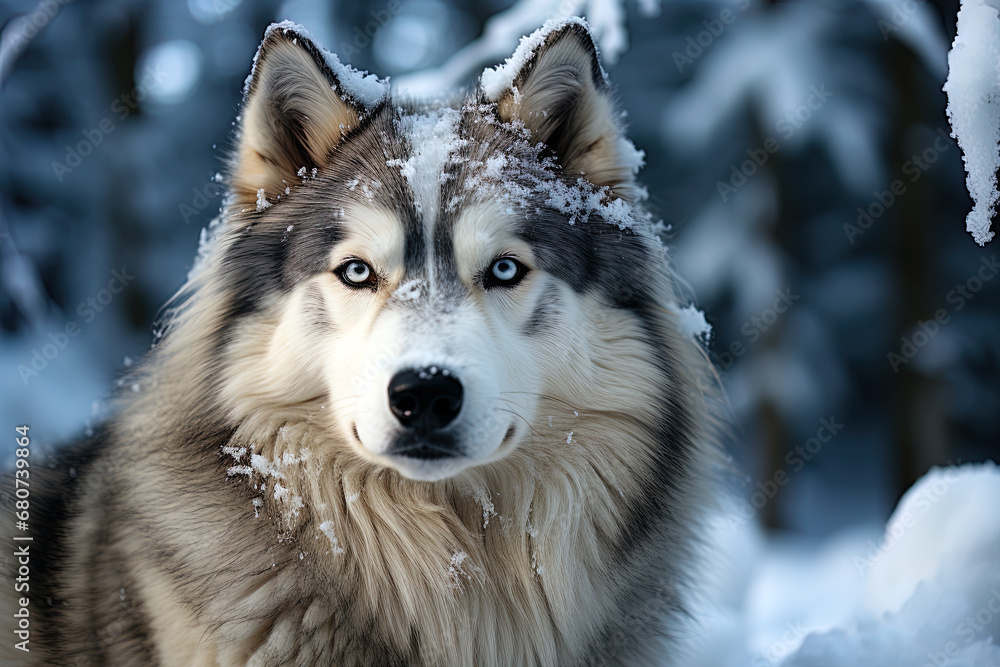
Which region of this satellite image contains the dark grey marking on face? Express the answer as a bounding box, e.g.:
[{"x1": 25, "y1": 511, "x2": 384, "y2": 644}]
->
[
  {"x1": 214, "y1": 105, "x2": 408, "y2": 326},
  {"x1": 304, "y1": 282, "x2": 330, "y2": 332},
  {"x1": 431, "y1": 102, "x2": 662, "y2": 320},
  {"x1": 429, "y1": 208, "x2": 468, "y2": 305},
  {"x1": 378, "y1": 107, "x2": 427, "y2": 277},
  {"x1": 515, "y1": 204, "x2": 660, "y2": 311},
  {"x1": 523, "y1": 281, "x2": 561, "y2": 336},
  {"x1": 403, "y1": 212, "x2": 426, "y2": 276},
  {"x1": 428, "y1": 112, "x2": 488, "y2": 297}
]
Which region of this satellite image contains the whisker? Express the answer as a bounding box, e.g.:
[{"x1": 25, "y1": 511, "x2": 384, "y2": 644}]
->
[
  {"x1": 492, "y1": 407, "x2": 537, "y2": 449},
  {"x1": 498, "y1": 392, "x2": 644, "y2": 421},
  {"x1": 498, "y1": 391, "x2": 580, "y2": 410}
]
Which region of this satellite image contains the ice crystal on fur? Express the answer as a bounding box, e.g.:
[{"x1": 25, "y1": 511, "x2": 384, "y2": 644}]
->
[
  {"x1": 222, "y1": 445, "x2": 247, "y2": 461},
  {"x1": 535, "y1": 176, "x2": 643, "y2": 229},
  {"x1": 472, "y1": 487, "x2": 497, "y2": 528},
  {"x1": 465, "y1": 122, "x2": 647, "y2": 231},
  {"x1": 531, "y1": 551, "x2": 543, "y2": 576},
  {"x1": 448, "y1": 551, "x2": 471, "y2": 588},
  {"x1": 273, "y1": 483, "x2": 304, "y2": 518},
  {"x1": 255, "y1": 188, "x2": 271, "y2": 212},
  {"x1": 319, "y1": 520, "x2": 345, "y2": 555},
  {"x1": 250, "y1": 453, "x2": 285, "y2": 479},
  {"x1": 188, "y1": 214, "x2": 224, "y2": 281},
  {"x1": 670, "y1": 303, "x2": 713, "y2": 344},
  {"x1": 393, "y1": 279, "x2": 424, "y2": 301},
  {"x1": 484, "y1": 154, "x2": 506, "y2": 178},
  {"x1": 361, "y1": 180, "x2": 380, "y2": 200},
  {"x1": 388, "y1": 109, "x2": 467, "y2": 218}
]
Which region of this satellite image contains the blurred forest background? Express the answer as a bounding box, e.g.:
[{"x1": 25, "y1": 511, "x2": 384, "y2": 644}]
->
[{"x1": 1, "y1": 0, "x2": 997, "y2": 540}]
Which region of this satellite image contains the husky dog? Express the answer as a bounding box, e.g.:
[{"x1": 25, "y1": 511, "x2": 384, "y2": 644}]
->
[{"x1": 2, "y1": 18, "x2": 719, "y2": 666}]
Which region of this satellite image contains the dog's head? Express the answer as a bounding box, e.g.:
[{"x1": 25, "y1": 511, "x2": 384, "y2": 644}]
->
[{"x1": 207, "y1": 20, "x2": 678, "y2": 482}]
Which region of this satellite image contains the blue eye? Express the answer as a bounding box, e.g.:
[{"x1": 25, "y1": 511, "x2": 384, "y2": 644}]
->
[
  {"x1": 336, "y1": 259, "x2": 377, "y2": 289},
  {"x1": 492, "y1": 258, "x2": 518, "y2": 281},
  {"x1": 484, "y1": 256, "x2": 527, "y2": 289}
]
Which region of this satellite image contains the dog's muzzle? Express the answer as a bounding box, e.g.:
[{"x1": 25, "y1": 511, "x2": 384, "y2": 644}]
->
[{"x1": 386, "y1": 367, "x2": 464, "y2": 459}]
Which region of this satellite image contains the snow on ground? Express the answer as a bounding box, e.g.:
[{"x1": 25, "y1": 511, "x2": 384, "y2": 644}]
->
[
  {"x1": 943, "y1": 0, "x2": 1000, "y2": 246},
  {"x1": 685, "y1": 462, "x2": 1000, "y2": 666}
]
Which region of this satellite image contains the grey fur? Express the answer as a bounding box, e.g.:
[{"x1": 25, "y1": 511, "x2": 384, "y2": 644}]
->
[{"x1": 1, "y1": 20, "x2": 720, "y2": 666}]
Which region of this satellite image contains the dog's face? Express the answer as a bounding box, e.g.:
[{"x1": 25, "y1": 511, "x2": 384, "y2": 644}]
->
[{"x1": 215, "y1": 21, "x2": 663, "y2": 481}]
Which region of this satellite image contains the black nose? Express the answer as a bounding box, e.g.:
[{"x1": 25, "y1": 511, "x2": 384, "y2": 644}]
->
[{"x1": 388, "y1": 368, "x2": 463, "y2": 431}]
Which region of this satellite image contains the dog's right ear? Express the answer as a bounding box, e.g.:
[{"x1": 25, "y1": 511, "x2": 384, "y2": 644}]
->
[
  {"x1": 482, "y1": 20, "x2": 643, "y2": 202},
  {"x1": 232, "y1": 24, "x2": 385, "y2": 208}
]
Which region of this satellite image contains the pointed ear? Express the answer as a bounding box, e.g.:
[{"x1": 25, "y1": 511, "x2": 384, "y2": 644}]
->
[
  {"x1": 232, "y1": 23, "x2": 386, "y2": 207},
  {"x1": 482, "y1": 21, "x2": 644, "y2": 201}
]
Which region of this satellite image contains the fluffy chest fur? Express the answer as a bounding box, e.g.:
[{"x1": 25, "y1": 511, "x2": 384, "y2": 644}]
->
[{"x1": 110, "y1": 406, "x2": 681, "y2": 667}]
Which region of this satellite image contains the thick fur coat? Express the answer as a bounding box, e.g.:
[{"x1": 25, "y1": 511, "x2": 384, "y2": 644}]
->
[{"x1": 2, "y1": 19, "x2": 719, "y2": 666}]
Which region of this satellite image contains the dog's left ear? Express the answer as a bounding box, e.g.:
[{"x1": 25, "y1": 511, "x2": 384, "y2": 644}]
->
[
  {"x1": 232, "y1": 23, "x2": 386, "y2": 208},
  {"x1": 482, "y1": 21, "x2": 643, "y2": 201}
]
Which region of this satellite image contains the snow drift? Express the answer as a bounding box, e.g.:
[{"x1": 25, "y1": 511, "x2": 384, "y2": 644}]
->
[{"x1": 687, "y1": 462, "x2": 1000, "y2": 666}]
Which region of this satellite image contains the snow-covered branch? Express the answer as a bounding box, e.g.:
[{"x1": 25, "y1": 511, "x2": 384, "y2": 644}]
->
[
  {"x1": 943, "y1": 0, "x2": 1000, "y2": 246},
  {"x1": 392, "y1": 0, "x2": 657, "y2": 97}
]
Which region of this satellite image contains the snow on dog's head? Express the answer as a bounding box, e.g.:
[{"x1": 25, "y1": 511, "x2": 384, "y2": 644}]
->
[{"x1": 194, "y1": 20, "x2": 690, "y2": 484}]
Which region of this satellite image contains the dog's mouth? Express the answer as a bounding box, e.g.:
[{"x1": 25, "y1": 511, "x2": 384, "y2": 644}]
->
[
  {"x1": 351, "y1": 423, "x2": 517, "y2": 463},
  {"x1": 388, "y1": 429, "x2": 465, "y2": 460},
  {"x1": 390, "y1": 443, "x2": 459, "y2": 460},
  {"x1": 351, "y1": 423, "x2": 466, "y2": 460}
]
